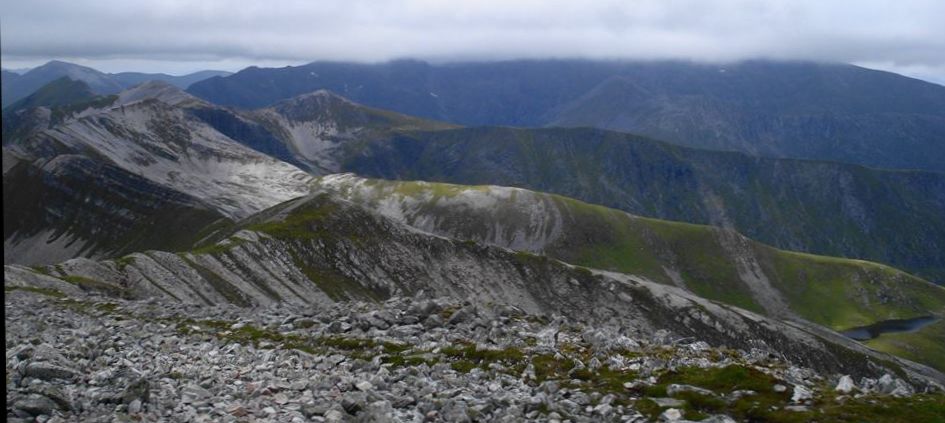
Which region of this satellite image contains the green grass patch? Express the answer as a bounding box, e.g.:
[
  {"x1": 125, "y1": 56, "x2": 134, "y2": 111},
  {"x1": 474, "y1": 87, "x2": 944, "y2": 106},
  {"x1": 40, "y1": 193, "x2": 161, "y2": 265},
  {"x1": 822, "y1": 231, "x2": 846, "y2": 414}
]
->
[
  {"x1": 761, "y1": 248, "x2": 945, "y2": 330},
  {"x1": 5, "y1": 286, "x2": 66, "y2": 298},
  {"x1": 532, "y1": 354, "x2": 576, "y2": 382},
  {"x1": 113, "y1": 256, "x2": 136, "y2": 271},
  {"x1": 659, "y1": 365, "x2": 780, "y2": 393},
  {"x1": 29, "y1": 266, "x2": 52, "y2": 276},
  {"x1": 60, "y1": 275, "x2": 128, "y2": 298},
  {"x1": 865, "y1": 319, "x2": 945, "y2": 373},
  {"x1": 441, "y1": 342, "x2": 526, "y2": 372},
  {"x1": 296, "y1": 259, "x2": 381, "y2": 302},
  {"x1": 247, "y1": 200, "x2": 338, "y2": 240}
]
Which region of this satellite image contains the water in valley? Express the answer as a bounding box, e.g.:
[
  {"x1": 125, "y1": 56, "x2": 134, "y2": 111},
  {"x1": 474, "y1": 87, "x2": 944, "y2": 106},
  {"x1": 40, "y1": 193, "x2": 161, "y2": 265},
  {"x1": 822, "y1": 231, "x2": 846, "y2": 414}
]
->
[{"x1": 841, "y1": 316, "x2": 939, "y2": 341}]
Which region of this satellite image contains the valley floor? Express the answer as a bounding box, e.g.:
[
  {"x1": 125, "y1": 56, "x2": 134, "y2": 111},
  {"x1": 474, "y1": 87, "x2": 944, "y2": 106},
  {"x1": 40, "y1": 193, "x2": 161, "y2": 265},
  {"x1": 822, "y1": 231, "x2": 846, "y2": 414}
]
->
[{"x1": 6, "y1": 288, "x2": 944, "y2": 422}]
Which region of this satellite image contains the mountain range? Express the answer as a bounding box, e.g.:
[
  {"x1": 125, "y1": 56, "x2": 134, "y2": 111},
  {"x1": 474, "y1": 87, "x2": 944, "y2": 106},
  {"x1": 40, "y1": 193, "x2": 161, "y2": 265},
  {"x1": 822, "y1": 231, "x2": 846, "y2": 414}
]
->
[
  {"x1": 4, "y1": 64, "x2": 945, "y2": 403},
  {"x1": 187, "y1": 59, "x2": 945, "y2": 172},
  {"x1": 1, "y1": 60, "x2": 231, "y2": 107},
  {"x1": 6, "y1": 82, "x2": 943, "y2": 282}
]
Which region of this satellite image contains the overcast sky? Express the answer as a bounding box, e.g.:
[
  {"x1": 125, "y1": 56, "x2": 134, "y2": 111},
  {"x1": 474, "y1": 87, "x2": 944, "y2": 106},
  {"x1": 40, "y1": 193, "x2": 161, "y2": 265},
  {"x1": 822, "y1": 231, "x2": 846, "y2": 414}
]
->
[{"x1": 2, "y1": 0, "x2": 944, "y2": 84}]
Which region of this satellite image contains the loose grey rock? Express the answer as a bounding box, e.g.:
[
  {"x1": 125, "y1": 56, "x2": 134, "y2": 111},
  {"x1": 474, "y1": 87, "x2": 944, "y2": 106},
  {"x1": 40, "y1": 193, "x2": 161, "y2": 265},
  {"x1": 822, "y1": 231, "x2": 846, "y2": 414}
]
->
[
  {"x1": 667, "y1": 384, "x2": 716, "y2": 397},
  {"x1": 660, "y1": 408, "x2": 683, "y2": 421},
  {"x1": 342, "y1": 393, "x2": 366, "y2": 415},
  {"x1": 122, "y1": 378, "x2": 150, "y2": 404},
  {"x1": 128, "y1": 399, "x2": 142, "y2": 414},
  {"x1": 700, "y1": 415, "x2": 737, "y2": 423},
  {"x1": 3, "y1": 287, "x2": 935, "y2": 422},
  {"x1": 15, "y1": 394, "x2": 59, "y2": 416},
  {"x1": 835, "y1": 375, "x2": 855, "y2": 394},
  {"x1": 651, "y1": 397, "x2": 686, "y2": 407},
  {"x1": 791, "y1": 385, "x2": 812, "y2": 403},
  {"x1": 23, "y1": 363, "x2": 78, "y2": 381}
]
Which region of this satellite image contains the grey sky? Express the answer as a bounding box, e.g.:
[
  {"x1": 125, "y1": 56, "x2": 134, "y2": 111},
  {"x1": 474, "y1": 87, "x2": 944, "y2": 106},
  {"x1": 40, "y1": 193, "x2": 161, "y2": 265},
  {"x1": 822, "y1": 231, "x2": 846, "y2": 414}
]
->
[{"x1": 2, "y1": 0, "x2": 944, "y2": 84}]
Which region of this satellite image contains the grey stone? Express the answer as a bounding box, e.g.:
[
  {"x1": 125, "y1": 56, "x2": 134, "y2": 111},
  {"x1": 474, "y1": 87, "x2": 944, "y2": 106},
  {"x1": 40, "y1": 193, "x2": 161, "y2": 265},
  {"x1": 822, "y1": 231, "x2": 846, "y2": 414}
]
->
[
  {"x1": 122, "y1": 378, "x2": 151, "y2": 404},
  {"x1": 359, "y1": 400, "x2": 396, "y2": 422},
  {"x1": 651, "y1": 397, "x2": 686, "y2": 408},
  {"x1": 27, "y1": 385, "x2": 71, "y2": 411},
  {"x1": 325, "y1": 409, "x2": 346, "y2": 422},
  {"x1": 128, "y1": 399, "x2": 143, "y2": 414},
  {"x1": 15, "y1": 394, "x2": 59, "y2": 416},
  {"x1": 835, "y1": 375, "x2": 855, "y2": 394},
  {"x1": 181, "y1": 384, "x2": 212, "y2": 404},
  {"x1": 392, "y1": 396, "x2": 416, "y2": 408},
  {"x1": 700, "y1": 415, "x2": 737, "y2": 423},
  {"x1": 593, "y1": 403, "x2": 613, "y2": 416},
  {"x1": 423, "y1": 314, "x2": 444, "y2": 329},
  {"x1": 660, "y1": 408, "x2": 683, "y2": 421},
  {"x1": 667, "y1": 384, "x2": 716, "y2": 397},
  {"x1": 447, "y1": 307, "x2": 473, "y2": 326},
  {"x1": 302, "y1": 402, "x2": 330, "y2": 417},
  {"x1": 342, "y1": 393, "x2": 367, "y2": 415},
  {"x1": 727, "y1": 390, "x2": 756, "y2": 402},
  {"x1": 23, "y1": 363, "x2": 78, "y2": 381},
  {"x1": 408, "y1": 300, "x2": 440, "y2": 318},
  {"x1": 791, "y1": 385, "x2": 812, "y2": 403}
]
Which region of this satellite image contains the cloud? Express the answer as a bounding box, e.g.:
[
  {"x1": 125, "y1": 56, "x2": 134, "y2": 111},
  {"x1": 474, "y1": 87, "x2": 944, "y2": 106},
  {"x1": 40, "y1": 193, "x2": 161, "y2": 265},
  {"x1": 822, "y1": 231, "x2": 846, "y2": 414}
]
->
[{"x1": 1, "y1": 0, "x2": 944, "y2": 82}]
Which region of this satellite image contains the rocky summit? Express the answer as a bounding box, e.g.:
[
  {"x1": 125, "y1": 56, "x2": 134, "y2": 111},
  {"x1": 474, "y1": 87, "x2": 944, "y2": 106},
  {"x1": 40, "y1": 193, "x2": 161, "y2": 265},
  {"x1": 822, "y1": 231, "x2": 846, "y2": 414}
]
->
[{"x1": 6, "y1": 287, "x2": 944, "y2": 422}]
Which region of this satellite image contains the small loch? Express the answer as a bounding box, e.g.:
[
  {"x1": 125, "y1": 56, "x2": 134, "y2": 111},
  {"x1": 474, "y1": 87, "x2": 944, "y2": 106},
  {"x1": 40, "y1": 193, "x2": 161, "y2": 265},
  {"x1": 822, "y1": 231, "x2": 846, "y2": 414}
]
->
[{"x1": 840, "y1": 316, "x2": 940, "y2": 341}]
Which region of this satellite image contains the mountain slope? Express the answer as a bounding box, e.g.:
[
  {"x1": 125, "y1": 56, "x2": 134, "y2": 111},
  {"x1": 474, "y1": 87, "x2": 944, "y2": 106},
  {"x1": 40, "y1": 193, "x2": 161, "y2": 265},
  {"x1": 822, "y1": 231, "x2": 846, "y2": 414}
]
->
[
  {"x1": 6, "y1": 190, "x2": 943, "y2": 384},
  {"x1": 78, "y1": 87, "x2": 943, "y2": 283},
  {"x1": 3, "y1": 82, "x2": 313, "y2": 265},
  {"x1": 244, "y1": 90, "x2": 456, "y2": 173},
  {"x1": 178, "y1": 89, "x2": 945, "y2": 282},
  {"x1": 8, "y1": 84, "x2": 942, "y2": 286},
  {"x1": 186, "y1": 59, "x2": 945, "y2": 171},
  {"x1": 311, "y1": 175, "x2": 945, "y2": 332},
  {"x1": 5, "y1": 81, "x2": 313, "y2": 219},
  {"x1": 2, "y1": 77, "x2": 97, "y2": 112},
  {"x1": 1, "y1": 69, "x2": 22, "y2": 96},
  {"x1": 547, "y1": 62, "x2": 945, "y2": 171},
  {"x1": 3, "y1": 148, "x2": 229, "y2": 264},
  {"x1": 333, "y1": 126, "x2": 945, "y2": 283},
  {"x1": 1, "y1": 78, "x2": 120, "y2": 143},
  {"x1": 0, "y1": 60, "x2": 230, "y2": 107}
]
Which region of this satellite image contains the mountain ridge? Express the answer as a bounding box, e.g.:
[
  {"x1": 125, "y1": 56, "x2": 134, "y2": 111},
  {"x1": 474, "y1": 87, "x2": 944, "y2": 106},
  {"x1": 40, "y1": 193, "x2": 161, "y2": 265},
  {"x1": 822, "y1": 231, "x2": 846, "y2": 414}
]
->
[
  {"x1": 187, "y1": 59, "x2": 945, "y2": 172},
  {"x1": 6, "y1": 83, "x2": 943, "y2": 283},
  {"x1": 0, "y1": 60, "x2": 231, "y2": 107},
  {"x1": 2, "y1": 82, "x2": 312, "y2": 265},
  {"x1": 334, "y1": 126, "x2": 945, "y2": 283},
  {"x1": 309, "y1": 174, "x2": 945, "y2": 361},
  {"x1": 7, "y1": 188, "x2": 944, "y2": 383}
]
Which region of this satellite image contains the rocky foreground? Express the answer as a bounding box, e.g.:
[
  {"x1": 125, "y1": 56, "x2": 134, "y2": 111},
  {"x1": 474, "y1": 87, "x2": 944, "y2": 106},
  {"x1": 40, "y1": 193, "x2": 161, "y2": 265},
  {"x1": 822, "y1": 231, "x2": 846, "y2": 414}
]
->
[{"x1": 6, "y1": 287, "x2": 945, "y2": 422}]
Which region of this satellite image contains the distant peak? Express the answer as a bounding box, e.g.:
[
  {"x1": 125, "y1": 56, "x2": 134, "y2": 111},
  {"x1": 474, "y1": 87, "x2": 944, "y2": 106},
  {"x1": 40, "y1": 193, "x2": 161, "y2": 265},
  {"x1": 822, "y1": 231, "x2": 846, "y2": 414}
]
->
[
  {"x1": 38, "y1": 60, "x2": 90, "y2": 70},
  {"x1": 269, "y1": 89, "x2": 359, "y2": 116},
  {"x1": 132, "y1": 79, "x2": 176, "y2": 90},
  {"x1": 116, "y1": 80, "x2": 205, "y2": 108},
  {"x1": 294, "y1": 89, "x2": 351, "y2": 102}
]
